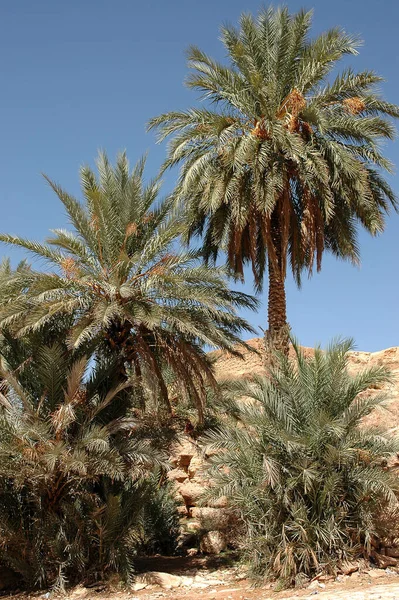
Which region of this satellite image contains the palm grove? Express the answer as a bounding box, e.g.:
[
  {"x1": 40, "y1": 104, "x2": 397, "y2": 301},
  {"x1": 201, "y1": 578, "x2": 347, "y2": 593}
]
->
[{"x1": 0, "y1": 6, "x2": 398, "y2": 591}]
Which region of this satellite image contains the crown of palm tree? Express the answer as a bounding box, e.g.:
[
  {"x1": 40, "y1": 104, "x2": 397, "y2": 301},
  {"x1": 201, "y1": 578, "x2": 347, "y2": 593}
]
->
[
  {"x1": 0, "y1": 152, "x2": 257, "y2": 420},
  {"x1": 148, "y1": 7, "x2": 398, "y2": 349}
]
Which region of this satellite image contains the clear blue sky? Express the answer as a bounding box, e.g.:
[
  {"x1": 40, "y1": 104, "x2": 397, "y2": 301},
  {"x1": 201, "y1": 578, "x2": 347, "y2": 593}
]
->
[{"x1": 1, "y1": 0, "x2": 398, "y2": 351}]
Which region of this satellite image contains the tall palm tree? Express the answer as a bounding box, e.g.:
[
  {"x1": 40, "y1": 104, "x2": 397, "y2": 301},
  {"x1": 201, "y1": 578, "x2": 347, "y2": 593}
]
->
[
  {"x1": 148, "y1": 7, "x2": 399, "y2": 352},
  {"x1": 0, "y1": 152, "x2": 257, "y2": 420}
]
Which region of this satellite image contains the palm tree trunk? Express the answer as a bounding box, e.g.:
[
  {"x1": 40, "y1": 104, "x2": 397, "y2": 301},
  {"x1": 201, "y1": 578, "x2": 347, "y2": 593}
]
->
[
  {"x1": 265, "y1": 212, "x2": 290, "y2": 355},
  {"x1": 266, "y1": 258, "x2": 289, "y2": 353}
]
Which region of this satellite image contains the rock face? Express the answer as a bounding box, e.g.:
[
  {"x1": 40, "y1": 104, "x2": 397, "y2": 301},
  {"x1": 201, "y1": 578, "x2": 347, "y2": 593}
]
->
[
  {"x1": 169, "y1": 437, "x2": 237, "y2": 554},
  {"x1": 171, "y1": 340, "x2": 399, "y2": 554},
  {"x1": 200, "y1": 530, "x2": 227, "y2": 554},
  {"x1": 210, "y1": 339, "x2": 399, "y2": 434}
]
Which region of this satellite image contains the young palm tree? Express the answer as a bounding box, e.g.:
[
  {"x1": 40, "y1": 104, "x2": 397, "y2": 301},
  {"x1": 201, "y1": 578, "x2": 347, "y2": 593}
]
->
[
  {"x1": 0, "y1": 152, "x2": 257, "y2": 420},
  {"x1": 204, "y1": 339, "x2": 399, "y2": 585},
  {"x1": 0, "y1": 343, "x2": 177, "y2": 589},
  {"x1": 148, "y1": 7, "x2": 399, "y2": 352}
]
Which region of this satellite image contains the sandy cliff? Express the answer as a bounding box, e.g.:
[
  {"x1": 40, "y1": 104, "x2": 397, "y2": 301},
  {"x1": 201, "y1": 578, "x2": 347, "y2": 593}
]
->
[{"x1": 210, "y1": 338, "x2": 399, "y2": 433}]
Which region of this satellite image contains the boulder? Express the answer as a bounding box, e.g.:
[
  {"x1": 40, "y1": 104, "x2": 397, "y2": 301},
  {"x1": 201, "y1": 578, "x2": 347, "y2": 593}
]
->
[
  {"x1": 167, "y1": 468, "x2": 188, "y2": 483},
  {"x1": 308, "y1": 580, "x2": 325, "y2": 590},
  {"x1": 132, "y1": 582, "x2": 147, "y2": 591},
  {"x1": 190, "y1": 507, "x2": 230, "y2": 529},
  {"x1": 367, "y1": 568, "x2": 387, "y2": 579},
  {"x1": 178, "y1": 482, "x2": 206, "y2": 506},
  {"x1": 180, "y1": 576, "x2": 194, "y2": 586},
  {"x1": 207, "y1": 495, "x2": 229, "y2": 508},
  {"x1": 188, "y1": 456, "x2": 204, "y2": 479},
  {"x1": 200, "y1": 530, "x2": 227, "y2": 554},
  {"x1": 176, "y1": 504, "x2": 188, "y2": 516},
  {"x1": 183, "y1": 518, "x2": 201, "y2": 533},
  {"x1": 137, "y1": 571, "x2": 182, "y2": 589},
  {"x1": 339, "y1": 561, "x2": 359, "y2": 575},
  {"x1": 191, "y1": 575, "x2": 224, "y2": 588},
  {"x1": 172, "y1": 439, "x2": 198, "y2": 468}
]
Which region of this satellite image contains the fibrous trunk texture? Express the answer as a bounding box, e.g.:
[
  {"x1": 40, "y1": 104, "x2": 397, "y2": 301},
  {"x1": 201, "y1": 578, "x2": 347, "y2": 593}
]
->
[{"x1": 265, "y1": 211, "x2": 290, "y2": 356}]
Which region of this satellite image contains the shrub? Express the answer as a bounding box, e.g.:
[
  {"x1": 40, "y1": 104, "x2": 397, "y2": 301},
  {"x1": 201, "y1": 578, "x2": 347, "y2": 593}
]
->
[
  {"x1": 0, "y1": 344, "x2": 179, "y2": 591},
  {"x1": 203, "y1": 339, "x2": 399, "y2": 586}
]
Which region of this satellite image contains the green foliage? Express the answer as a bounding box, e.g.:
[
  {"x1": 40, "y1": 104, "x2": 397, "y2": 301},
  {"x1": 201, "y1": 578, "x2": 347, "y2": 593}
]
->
[
  {"x1": 149, "y1": 6, "x2": 398, "y2": 342},
  {"x1": 203, "y1": 339, "x2": 399, "y2": 586},
  {"x1": 0, "y1": 342, "x2": 179, "y2": 590},
  {"x1": 0, "y1": 152, "x2": 257, "y2": 421},
  {"x1": 133, "y1": 470, "x2": 181, "y2": 555}
]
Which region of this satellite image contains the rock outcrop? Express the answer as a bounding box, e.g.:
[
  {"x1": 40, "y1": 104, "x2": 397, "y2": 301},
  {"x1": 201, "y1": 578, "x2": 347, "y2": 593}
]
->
[
  {"x1": 168, "y1": 438, "x2": 236, "y2": 554},
  {"x1": 211, "y1": 339, "x2": 399, "y2": 434}
]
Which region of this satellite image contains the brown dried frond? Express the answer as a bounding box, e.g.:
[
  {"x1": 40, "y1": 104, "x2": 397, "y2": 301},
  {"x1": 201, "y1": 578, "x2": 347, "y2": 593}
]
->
[
  {"x1": 343, "y1": 97, "x2": 366, "y2": 115},
  {"x1": 125, "y1": 222, "x2": 138, "y2": 238},
  {"x1": 91, "y1": 214, "x2": 100, "y2": 232},
  {"x1": 288, "y1": 89, "x2": 306, "y2": 114},
  {"x1": 60, "y1": 257, "x2": 80, "y2": 280},
  {"x1": 142, "y1": 212, "x2": 154, "y2": 224},
  {"x1": 299, "y1": 188, "x2": 325, "y2": 274},
  {"x1": 301, "y1": 121, "x2": 313, "y2": 139},
  {"x1": 23, "y1": 446, "x2": 39, "y2": 461},
  {"x1": 196, "y1": 124, "x2": 209, "y2": 134},
  {"x1": 35, "y1": 442, "x2": 49, "y2": 455},
  {"x1": 252, "y1": 119, "x2": 269, "y2": 140},
  {"x1": 357, "y1": 449, "x2": 371, "y2": 464},
  {"x1": 73, "y1": 389, "x2": 87, "y2": 404},
  {"x1": 149, "y1": 264, "x2": 167, "y2": 277},
  {"x1": 149, "y1": 254, "x2": 176, "y2": 276},
  {"x1": 160, "y1": 253, "x2": 176, "y2": 264},
  {"x1": 277, "y1": 88, "x2": 306, "y2": 119},
  {"x1": 287, "y1": 116, "x2": 300, "y2": 133}
]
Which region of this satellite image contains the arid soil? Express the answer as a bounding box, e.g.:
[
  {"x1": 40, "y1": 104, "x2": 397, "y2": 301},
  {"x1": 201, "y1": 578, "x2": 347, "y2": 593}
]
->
[
  {"x1": 3, "y1": 557, "x2": 399, "y2": 599},
  {"x1": 5, "y1": 571, "x2": 399, "y2": 600}
]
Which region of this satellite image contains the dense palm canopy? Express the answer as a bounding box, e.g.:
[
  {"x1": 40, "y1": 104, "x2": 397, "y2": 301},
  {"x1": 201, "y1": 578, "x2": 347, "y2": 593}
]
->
[
  {"x1": 149, "y1": 7, "x2": 399, "y2": 350},
  {"x1": 204, "y1": 339, "x2": 399, "y2": 585},
  {"x1": 0, "y1": 152, "x2": 257, "y2": 420},
  {"x1": 0, "y1": 342, "x2": 179, "y2": 589}
]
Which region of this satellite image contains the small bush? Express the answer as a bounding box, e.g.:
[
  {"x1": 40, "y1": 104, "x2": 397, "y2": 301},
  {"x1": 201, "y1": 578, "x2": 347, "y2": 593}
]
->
[{"x1": 204, "y1": 339, "x2": 399, "y2": 587}]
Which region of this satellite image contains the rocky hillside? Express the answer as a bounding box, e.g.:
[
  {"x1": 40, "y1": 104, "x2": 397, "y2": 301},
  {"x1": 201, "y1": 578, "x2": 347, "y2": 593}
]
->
[{"x1": 210, "y1": 338, "x2": 399, "y2": 433}]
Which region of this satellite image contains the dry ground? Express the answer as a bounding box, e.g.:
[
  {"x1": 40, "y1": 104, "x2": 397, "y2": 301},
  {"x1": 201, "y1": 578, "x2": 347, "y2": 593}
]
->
[
  {"x1": 4, "y1": 561, "x2": 399, "y2": 600},
  {"x1": 5, "y1": 579, "x2": 399, "y2": 600}
]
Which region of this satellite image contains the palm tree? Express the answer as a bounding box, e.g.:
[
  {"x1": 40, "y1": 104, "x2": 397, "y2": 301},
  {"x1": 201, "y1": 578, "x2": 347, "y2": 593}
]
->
[
  {"x1": 204, "y1": 338, "x2": 399, "y2": 585},
  {"x1": 0, "y1": 152, "x2": 257, "y2": 421},
  {"x1": 0, "y1": 342, "x2": 178, "y2": 588},
  {"x1": 148, "y1": 7, "x2": 399, "y2": 352}
]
